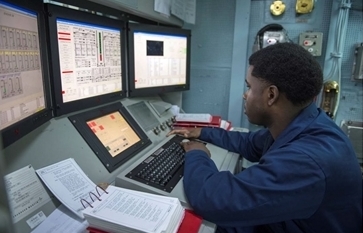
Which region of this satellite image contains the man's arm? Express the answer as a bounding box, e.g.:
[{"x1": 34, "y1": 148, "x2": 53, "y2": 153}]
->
[
  {"x1": 199, "y1": 128, "x2": 269, "y2": 162},
  {"x1": 182, "y1": 148, "x2": 325, "y2": 227}
]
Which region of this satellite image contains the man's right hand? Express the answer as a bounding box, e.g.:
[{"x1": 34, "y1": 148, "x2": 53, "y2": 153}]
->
[{"x1": 166, "y1": 127, "x2": 202, "y2": 139}]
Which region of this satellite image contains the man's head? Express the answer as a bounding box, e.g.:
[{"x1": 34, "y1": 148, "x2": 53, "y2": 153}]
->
[{"x1": 243, "y1": 43, "x2": 323, "y2": 126}]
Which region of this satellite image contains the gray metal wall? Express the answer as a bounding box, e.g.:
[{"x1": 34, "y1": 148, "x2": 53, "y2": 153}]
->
[
  {"x1": 182, "y1": 0, "x2": 363, "y2": 128},
  {"x1": 182, "y1": 0, "x2": 236, "y2": 120}
]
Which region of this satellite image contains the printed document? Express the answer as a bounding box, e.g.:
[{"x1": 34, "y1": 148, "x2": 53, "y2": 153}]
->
[
  {"x1": 82, "y1": 185, "x2": 184, "y2": 233},
  {"x1": 171, "y1": 0, "x2": 196, "y2": 24},
  {"x1": 154, "y1": 0, "x2": 171, "y2": 16},
  {"x1": 35, "y1": 158, "x2": 96, "y2": 219},
  {"x1": 31, "y1": 204, "x2": 88, "y2": 233},
  {"x1": 175, "y1": 113, "x2": 212, "y2": 123},
  {"x1": 4, "y1": 165, "x2": 51, "y2": 223}
]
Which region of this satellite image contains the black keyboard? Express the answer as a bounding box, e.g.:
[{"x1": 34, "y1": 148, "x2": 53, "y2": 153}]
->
[{"x1": 125, "y1": 135, "x2": 185, "y2": 193}]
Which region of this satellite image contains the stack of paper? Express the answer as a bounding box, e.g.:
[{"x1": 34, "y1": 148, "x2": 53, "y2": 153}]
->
[
  {"x1": 175, "y1": 113, "x2": 213, "y2": 123},
  {"x1": 174, "y1": 113, "x2": 221, "y2": 128},
  {"x1": 174, "y1": 113, "x2": 232, "y2": 130},
  {"x1": 82, "y1": 185, "x2": 185, "y2": 233},
  {"x1": 35, "y1": 158, "x2": 185, "y2": 233}
]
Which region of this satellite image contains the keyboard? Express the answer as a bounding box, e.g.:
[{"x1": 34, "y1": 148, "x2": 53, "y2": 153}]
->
[{"x1": 125, "y1": 135, "x2": 185, "y2": 193}]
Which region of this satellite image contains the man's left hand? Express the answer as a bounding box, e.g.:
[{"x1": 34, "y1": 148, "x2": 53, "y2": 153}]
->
[{"x1": 181, "y1": 141, "x2": 211, "y2": 158}]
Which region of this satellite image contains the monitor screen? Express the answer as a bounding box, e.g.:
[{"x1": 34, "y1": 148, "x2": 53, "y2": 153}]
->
[
  {"x1": 69, "y1": 102, "x2": 151, "y2": 172},
  {"x1": 46, "y1": 4, "x2": 126, "y2": 116},
  {"x1": 128, "y1": 23, "x2": 191, "y2": 97},
  {"x1": 0, "y1": 0, "x2": 52, "y2": 148},
  {"x1": 87, "y1": 111, "x2": 140, "y2": 157}
]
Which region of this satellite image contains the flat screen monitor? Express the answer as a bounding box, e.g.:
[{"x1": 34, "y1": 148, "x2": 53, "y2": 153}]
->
[
  {"x1": 128, "y1": 23, "x2": 191, "y2": 97},
  {"x1": 69, "y1": 102, "x2": 151, "y2": 172},
  {"x1": 0, "y1": 0, "x2": 52, "y2": 148},
  {"x1": 46, "y1": 4, "x2": 127, "y2": 116}
]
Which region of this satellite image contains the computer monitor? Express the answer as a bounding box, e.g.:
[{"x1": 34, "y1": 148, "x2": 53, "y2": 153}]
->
[
  {"x1": 128, "y1": 23, "x2": 191, "y2": 97},
  {"x1": 46, "y1": 4, "x2": 127, "y2": 116},
  {"x1": 68, "y1": 102, "x2": 151, "y2": 172},
  {"x1": 0, "y1": 0, "x2": 52, "y2": 148}
]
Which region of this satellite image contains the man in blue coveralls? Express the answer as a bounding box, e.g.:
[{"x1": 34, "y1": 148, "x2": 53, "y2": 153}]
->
[{"x1": 167, "y1": 43, "x2": 362, "y2": 233}]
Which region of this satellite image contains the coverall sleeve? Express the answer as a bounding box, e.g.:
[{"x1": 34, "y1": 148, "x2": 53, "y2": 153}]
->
[
  {"x1": 183, "y1": 147, "x2": 326, "y2": 227},
  {"x1": 199, "y1": 127, "x2": 270, "y2": 162}
]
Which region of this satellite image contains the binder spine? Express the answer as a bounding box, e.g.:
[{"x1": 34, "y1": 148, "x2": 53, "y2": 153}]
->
[
  {"x1": 89, "y1": 191, "x2": 101, "y2": 202},
  {"x1": 81, "y1": 198, "x2": 94, "y2": 209},
  {"x1": 80, "y1": 185, "x2": 109, "y2": 209}
]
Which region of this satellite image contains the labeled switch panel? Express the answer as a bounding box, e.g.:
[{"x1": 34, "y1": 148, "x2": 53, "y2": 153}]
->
[
  {"x1": 352, "y1": 43, "x2": 363, "y2": 80},
  {"x1": 299, "y1": 32, "x2": 323, "y2": 56}
]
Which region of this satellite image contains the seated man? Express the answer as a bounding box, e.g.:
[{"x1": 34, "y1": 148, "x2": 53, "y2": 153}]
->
[{"x1": 168, "y1": 43, "x2": 362, "y2": 233}]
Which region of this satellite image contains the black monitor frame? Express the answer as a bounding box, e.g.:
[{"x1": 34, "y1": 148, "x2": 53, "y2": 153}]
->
[
  {"x1": 127, "y1": 23, "x2": 191, "y2": 97},
  {"x1": 1, "y1": 0, "x2": 53, "y2": 148},
  {"x1": 68, "y1": 102, "x2": 151, "y2": 173},
  {"x1": 46, "y1": 4, "x2": 127, "y2": 117}
]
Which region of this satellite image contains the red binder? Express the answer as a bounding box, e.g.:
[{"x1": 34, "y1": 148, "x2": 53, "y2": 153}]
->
[
  {"x1": 87, "y1": 228, "x2": 108, "y2": 233},
  {"x1": 177, "y1": 209, "x2": 203, "y2": 233},
  {"x1": 173, "y1": 115, "x2": 221, "y2": 128},
  {"x1": 87, "y1": 209, "x2": 203, "y2": 233}
]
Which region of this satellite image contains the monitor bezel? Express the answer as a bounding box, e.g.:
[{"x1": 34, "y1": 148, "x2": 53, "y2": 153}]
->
[
  {"x1": 1, "y1": 0, "x2": 53, "y2": 148},
  {"x1": 127, "y1": 23, "x2": 191, "y2": 97},
  {"x1": 68, "y1": 102, "x2": 151, "y2": 173},
  {"x1": 46, "y1": 4, "x2": 127, "y2": 117}
]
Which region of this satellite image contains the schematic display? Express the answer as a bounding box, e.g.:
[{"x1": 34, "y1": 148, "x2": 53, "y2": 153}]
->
[
  {"x1": 0, "y1": 1, "x2": 45, "y2": 130},
  {"x1": 134, "y1": 32, "x2": 187, "y2": 89},
  {"x1": 56, "y1": 19, "x2": 122, "y2": 103},
  {"x1": 87, "y1": 111, "x2": 141, "y2": 157}
]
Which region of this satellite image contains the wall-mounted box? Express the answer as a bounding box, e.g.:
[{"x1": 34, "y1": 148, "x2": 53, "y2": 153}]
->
[
  {"x1": 341, "y1": 120, "x2": 363, "y2": 168},
  {"x1": 352, "y1": 43, "x2": 363, "y2": 80},
  {"x1": 299, "y1": 32, "x2": 323, "y2": 56}
]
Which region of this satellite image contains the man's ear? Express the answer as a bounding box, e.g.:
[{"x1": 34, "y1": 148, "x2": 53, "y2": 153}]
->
[{"x1": 267, "y1": 85, "x2": 279, "y2": 106}]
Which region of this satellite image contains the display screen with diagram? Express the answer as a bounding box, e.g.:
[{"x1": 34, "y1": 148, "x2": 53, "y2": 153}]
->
[
  {"x1": 46, "y1": 4, "x2": 127, "y2": 116},
  {"x1": 69, "y1": 102, "x2": 151, "y2": 172},
  {"x1": 0, "y1": 0, "x2": 52, "y2": 148},
  {"x1": 128, "y1": 23, "x2": 191, "y2": 97}
]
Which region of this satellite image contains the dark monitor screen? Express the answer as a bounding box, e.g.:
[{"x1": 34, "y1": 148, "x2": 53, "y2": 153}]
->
[
  {"x1": 46, "y1": 4, "x2": 126, "y2": 116},
  {"x1": 0, "y1": 0, "x2": 52, "y2": 148},
  {"x1": 128, "y1": 23, "x2": 191, "y2": 97},
  {"x1": 69, "y1": 102, "x2": 151, "y2": 172}
]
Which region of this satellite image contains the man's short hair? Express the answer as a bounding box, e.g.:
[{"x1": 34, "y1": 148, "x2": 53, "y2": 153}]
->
[{"x1": 248, "y1": 43, "x2": 323, "y2": 106}]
